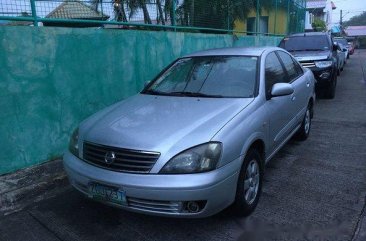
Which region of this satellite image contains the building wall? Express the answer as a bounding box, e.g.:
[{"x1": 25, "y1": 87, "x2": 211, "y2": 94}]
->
[
  {"x1": 0, "y1": 26, "x2": 282, "y2": 175},
  {"x1": 305, "y1": 0, "x2": 336, "y2": 31},
  {"x1": 233, "y1": 8, "x2": 288, "y2": 35}
]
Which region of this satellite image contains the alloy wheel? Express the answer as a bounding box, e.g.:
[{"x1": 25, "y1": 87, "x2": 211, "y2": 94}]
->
[{"x1": 244, "y1": 160, "x2": 260, "y2": 204}]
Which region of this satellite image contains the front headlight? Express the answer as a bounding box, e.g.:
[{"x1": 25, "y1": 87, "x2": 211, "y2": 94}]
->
[
  {"x1": 160, "y1": 142, "x2": 222, "y2": 174},
  {"x1": 68, "y1": 128, "x2": 79, "y2": 157},
  {"x1": 315, "y1": 61, "x2": 333, "y2": 68}
]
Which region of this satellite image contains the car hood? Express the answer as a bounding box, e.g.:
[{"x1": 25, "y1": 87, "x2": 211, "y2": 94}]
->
[
  {"x1": 290, "y1": 50, "x2": 331, "y2": 62},
  {"x1": 80, "y1": 94, "x2": 253, "y2": 154}
]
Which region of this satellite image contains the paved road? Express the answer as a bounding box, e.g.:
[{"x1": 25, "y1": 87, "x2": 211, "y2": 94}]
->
[{"x1": 1, "y1": 50, "x2": 366, "y2": 241}]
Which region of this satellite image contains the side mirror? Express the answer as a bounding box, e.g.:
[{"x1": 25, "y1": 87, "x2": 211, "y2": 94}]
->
[
  {"x1": 271, "y1": 83, "x2": 294, "y2": 97},
  {"x1": 342, "y1": 48, "x2": 347, "y2": 52}
]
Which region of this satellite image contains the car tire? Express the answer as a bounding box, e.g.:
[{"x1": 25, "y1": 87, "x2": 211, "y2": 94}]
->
[
  {"x1": 232, "y1": 149, "x2": 263, "y2": 217},
  {"x1": 295, "y1": 103, "x2": 312, "y2": 141},
  {"x1": 337, "y1": 67, "x2": 340, "y2": 76},
  {"x1": 324, "y1": 75, "x2": 336, "y2": 99}
]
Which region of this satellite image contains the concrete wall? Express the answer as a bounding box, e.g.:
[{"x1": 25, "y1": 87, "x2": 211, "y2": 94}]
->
[{"x1": 0, "y1": 26, "x2": 282, "y2": 175}]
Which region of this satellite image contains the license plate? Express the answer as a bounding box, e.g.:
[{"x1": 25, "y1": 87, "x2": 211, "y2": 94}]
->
[{"x1": 88, "y1": 183, "x2": 127, "y2": 206}]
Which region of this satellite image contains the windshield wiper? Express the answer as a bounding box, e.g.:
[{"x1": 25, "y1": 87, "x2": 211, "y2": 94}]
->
[
  {"x1": 141, "y1": 89, "x2": 171, "y2": 96},
  {"x1": 169, "y1": 91, "x2": 223, "y2": 98}
]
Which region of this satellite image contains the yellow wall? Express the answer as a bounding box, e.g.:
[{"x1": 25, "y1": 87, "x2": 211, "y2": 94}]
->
[{"x1": 234, "y1": 8, "x2": 288, "y2": 35}]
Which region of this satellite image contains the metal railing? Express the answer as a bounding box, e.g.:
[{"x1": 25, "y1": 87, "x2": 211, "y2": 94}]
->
[{"x1": 0, "y1": 0, "x2": 306, "y2": 35}]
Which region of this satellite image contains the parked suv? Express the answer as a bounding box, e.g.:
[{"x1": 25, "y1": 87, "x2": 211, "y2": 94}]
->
[{"x1": 279, "y1": 32, "x2": 338, "y2": 99}]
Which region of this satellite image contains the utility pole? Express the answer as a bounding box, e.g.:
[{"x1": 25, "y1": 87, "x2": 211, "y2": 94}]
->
[{"x1": 340, "y1": 9, "x2": 343, "y2": 26}]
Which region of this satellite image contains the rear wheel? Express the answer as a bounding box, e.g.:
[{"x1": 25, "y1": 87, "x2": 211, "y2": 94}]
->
[
  {"x1": 295, "y1": 103, "x2": 312, "y2": 141},
  {"x1": 232, "y1": 149, "x2": 263, "y2": 217}
]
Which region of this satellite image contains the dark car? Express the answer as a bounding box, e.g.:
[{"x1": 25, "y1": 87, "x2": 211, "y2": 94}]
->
[
  {"x1": 334, "y1": 37, "x2": 350, "y2": 58},
  {"x1": 279, "y1": 32, "x2": 338, "y2": 99}
]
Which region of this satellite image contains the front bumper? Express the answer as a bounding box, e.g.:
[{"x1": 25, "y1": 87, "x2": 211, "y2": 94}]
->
[
  {"x1": 307, "y1": 66, "x2": 336, "y2": 88},
  {"x1": 63, "y1": 151, "x2": 241, "y2": 218}
]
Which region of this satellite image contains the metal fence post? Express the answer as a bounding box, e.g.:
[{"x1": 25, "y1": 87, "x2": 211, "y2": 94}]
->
[
  {"x1": 287, "y1": 0, "x2": 290, "y2": 34},
  {"x1": 101, "y1": 0, "x2": 103, "y2": 17},
  {"x1": 256, "y1": 0, "x2": 260, "y2": 35},
  {"x1": 227, "y1": 0, "x2": 230, "y2": 31},
  {"x1": 30, "y1": 0, "x2": 38, "y2": 26},
  {"x1": 172, "y1": 0, "x2": 176, "y2": 31},
  {"x1": 274, "y1": 0, "x2": 277, "y2": 35}
]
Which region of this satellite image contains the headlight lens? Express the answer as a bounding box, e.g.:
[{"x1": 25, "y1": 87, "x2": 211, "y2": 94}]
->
[
  {"x1": 315, "y1": 61, "x2": 333, "y2": 68},
  {"x1": 160, "y1": 142, "x2": 222, "y2": 174},
  {"x1": 69, "y1": 128, "x2": 79, "y2": 157}
]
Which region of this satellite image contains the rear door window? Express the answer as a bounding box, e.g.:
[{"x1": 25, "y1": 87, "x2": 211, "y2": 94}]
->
[
  {"x1": 265, "y1": 52, "x2": 287, "y2": 98},
  {"x1": 277, "y1": 51, "x2": 301, "y2": 82}
]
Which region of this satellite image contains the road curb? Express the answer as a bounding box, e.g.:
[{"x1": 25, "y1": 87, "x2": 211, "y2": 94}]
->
[{"x1": 0, "y1": 159, "x2": 70, "y2": 217}]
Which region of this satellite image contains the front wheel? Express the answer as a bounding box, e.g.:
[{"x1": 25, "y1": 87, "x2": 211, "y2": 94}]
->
[
  {"x1": 232, "y1": 149, "x2": 263, "y2": 217},
  {"x1": 324, "y1": 74, "x2": 337, "y2": 99}
]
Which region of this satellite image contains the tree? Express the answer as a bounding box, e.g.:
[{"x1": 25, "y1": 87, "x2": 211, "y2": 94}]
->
[
  {"x1": 155, "y1": 0, "x2": 165, "y2": 25},
  {"x1": 114, "y1": 0, "x2": 128, "y2": 22},
  {"x1": 312, "y1": 19, "x2": 326, "y2": 32},
  {"x1": 164, "y1": 0, "x2": 176, "y2": 25},
  {"x1": 344, "y1": 12, "x2": 366, "y2": 27},
  {"x1": 128, "y1": 0, "x2": 152, "y2": 24}
]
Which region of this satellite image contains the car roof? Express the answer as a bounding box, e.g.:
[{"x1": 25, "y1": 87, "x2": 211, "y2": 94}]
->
[
  {"x1": 286, "y1": 32, "x2": 330, "y2": 37},
  {"x1": 183, "y1": 47, "x2": 282, "y2": 58}
]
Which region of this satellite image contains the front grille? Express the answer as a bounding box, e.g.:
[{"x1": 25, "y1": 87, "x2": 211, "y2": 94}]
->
[
  {"x1": 300, "y1": 61, "x2": 316, "y2": 68},
  {"x1": 83, "y1": 141, "x2": 160, "y2": 173},
  {"x1": 127, "y1": 197, "x2": 182, "y2": 213}
]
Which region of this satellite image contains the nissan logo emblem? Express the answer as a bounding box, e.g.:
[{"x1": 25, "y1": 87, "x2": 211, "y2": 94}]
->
[{"x1": 104, "y1": 151, "x2": 116, "y2": 164}]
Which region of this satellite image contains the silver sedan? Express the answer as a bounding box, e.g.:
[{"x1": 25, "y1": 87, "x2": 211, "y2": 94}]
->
[{"x1": 63, "y1": 47, "x2": 316, "y2": 218}]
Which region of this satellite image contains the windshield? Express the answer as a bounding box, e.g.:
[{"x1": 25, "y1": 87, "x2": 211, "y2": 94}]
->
[
  {"x1": 142, "y1": 56, "x2": 258, "y2": 98},
  {"x1": 280, "y1": 36, "x2": 330, "y2": 52}
]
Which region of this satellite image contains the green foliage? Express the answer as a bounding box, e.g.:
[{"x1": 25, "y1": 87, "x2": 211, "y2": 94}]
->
[
  {"x1": 344, "y1": 12, "x2": 366, "y2": 27},
  {"x1": 312, "y1": 19, "x2": 326, "y2": 32}
]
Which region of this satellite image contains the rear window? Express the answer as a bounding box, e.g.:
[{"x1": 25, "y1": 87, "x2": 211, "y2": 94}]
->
[
  {"x1": 335, "y1": 38, "x2": 348, "y2": 45},
  {"x1": 279, "y1": 35, "x2": 330, "y2": 52}
]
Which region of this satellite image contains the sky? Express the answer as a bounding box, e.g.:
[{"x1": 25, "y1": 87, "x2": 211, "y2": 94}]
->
[{"x1": 331, "y1": 0, "x2": 366, "y2": 24}]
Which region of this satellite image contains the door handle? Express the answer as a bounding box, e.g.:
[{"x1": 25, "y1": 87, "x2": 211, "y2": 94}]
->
[
  {"x1": 291, "y1": 95, "x2": 296, "y2": 101},
  {"x1": 306, "y1": 82, "x2": 310, "y2": 87}
]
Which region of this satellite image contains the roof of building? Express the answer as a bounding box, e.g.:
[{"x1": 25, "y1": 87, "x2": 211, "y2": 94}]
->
[
  {"x1": 345, "y1": 26, "x2": 366, "y2": 37},
  {"x1": 306, "y1": 0, "x2": 326, "y2": 9},
  {"x1": 46, "y1": 1, "x2": 109, "y2": 20}
]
